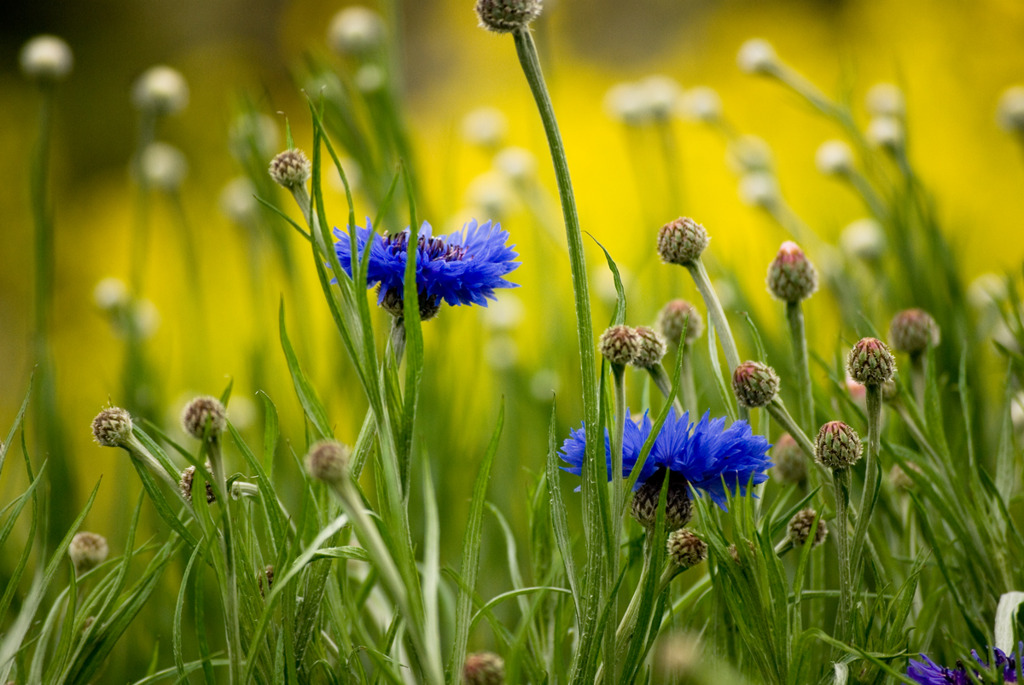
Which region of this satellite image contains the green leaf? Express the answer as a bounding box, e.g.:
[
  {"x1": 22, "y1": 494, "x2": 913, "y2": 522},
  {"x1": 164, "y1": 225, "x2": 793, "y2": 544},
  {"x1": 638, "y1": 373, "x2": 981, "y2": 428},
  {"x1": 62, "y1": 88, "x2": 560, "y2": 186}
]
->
[{"x1": 279, "y1": 301, "x2": 333, "y2": 439}]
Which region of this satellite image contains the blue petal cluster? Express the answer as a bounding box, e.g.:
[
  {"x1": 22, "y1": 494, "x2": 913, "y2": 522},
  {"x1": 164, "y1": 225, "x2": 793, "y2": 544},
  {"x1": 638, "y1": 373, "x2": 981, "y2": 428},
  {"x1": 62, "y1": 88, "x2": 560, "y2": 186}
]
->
[
  {"x1": 559, "y1": 409, "x2": 772, "y2": 509},
  {"x1": 908, "y1": 644, "x2": 1023, "y2": 684},
  {"x1": 333, "y1": 218, "x2": 520, "y2": 308}
]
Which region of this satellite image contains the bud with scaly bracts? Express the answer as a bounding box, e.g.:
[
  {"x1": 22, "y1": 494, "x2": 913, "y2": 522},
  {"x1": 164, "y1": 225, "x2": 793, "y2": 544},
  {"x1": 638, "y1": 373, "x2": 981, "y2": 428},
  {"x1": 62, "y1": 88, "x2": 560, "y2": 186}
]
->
[
  {"x1": 667, "y1": 529, "x2": 708, "y2": 568},
  {"x1": 847, "y1": 337, "x2": 895, "y2": 386},
  {"x1": 732, "y1": 361, "x2": 780, "y2": 409},
  {"x1": 815, "y1": 421, "x2": 862, "y2": 470},
  {"x1": 767, "y1": 241, "x2": 817, "y2": 303},
  {"x1": 657, "y1": 217, "x2": 709, "y2": 265}
]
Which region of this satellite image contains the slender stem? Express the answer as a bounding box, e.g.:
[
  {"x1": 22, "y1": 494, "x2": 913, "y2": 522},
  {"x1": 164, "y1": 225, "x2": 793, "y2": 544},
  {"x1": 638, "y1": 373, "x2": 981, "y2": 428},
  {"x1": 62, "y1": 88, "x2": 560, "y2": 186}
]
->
[
  {"x1": 766, "y1": 397, "x2": 822, "y2": 471},
  {"x1": 512, "y1": 28, "x2": 599, "y2": 454},
  {"x1": 832, "y1": 468, "x2": 853, "y2": 641},
  {"x1": 910, "y1": 353, "x2": 925, "y2": 409},
  {"x1": 389, "y1": 316, "x2": 407, "y2": 365},
  {"x1": 680, "y1": 343, "x2": 698, "y2": 417},
  {"x1": 685, "y1": 257, "x2": 745, "y2": 420},
  {"x1": 851, "y1": 384, "x2": 882, "y2": 577},
  {"x1": 606, "y1": 363, "x2": 626, "y2": 681},
  {"x1": 646, "y1": 364, "x2": 685, "y2": 416},
  {"x1": 208, "y1": 439, "x2": 242, "y2": 685},
  {"x1": 785, "y1": 301, "x2": 814, "y2": 433}
]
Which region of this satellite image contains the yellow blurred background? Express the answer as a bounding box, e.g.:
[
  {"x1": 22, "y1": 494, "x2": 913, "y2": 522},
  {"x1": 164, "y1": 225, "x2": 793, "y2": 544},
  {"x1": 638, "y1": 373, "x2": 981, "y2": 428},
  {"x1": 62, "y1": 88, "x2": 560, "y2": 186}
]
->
[{"x1": 3, "y1": 0, "x2": 1024, "y2": 533}]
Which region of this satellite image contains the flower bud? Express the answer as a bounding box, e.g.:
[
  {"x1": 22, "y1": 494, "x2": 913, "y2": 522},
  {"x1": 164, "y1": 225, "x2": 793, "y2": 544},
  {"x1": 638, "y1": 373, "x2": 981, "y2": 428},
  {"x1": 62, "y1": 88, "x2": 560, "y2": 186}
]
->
[
  {"x1": 461, "y1": 107, "x2": 507, "y2": 148},
  {"x1": 182, "y1": 396, "x2": 228, "y2": 440},
  {"x1": 92, "y1": 406, "x2": 133, "y2": 447},
  {"x1": 840, "y1": 218, "x2": 886, "y2": 261},
  {"x1": 726, "y1": 135, "x2": 773, "y2": 174},
  {"x1": 997, "y1": 86, "x2": 1024, "y2": 133},
  {"x1": 139, "y1": 142, "x2": 188, "y2": 192},
  {"x1": 866, "y1": 116, "x2": 902, "y2": 151},
  {"x1": 219, "y1": 177, "x2": 258, "y2": 225},
  {"x1": 657, "y1": 217, "x2": 709, "y2": 265},
  {"x1": 732, "y1": 361, "x2": 780, "y2": 409},
  {"x1": 847, "y1": 337, "x2": 895, "y2": 385},
  {"x1": 738, "y1": 171, "x2": 779, "y2": 209},
  {"x1": 866, "y1": 83, "x2": 905, "y2": 118},
  {"x1": 179, "y1": 464, "x2": 216, "y2": 504},
  {"x1": 814, "y1": 421, "x2": 862, "y2": 470},
  {"x1": 305, "y1": 439, "x2": 351, "y2": 485},
  {"x1": 787, "y1": 508, "x2": 827, "y2": 547},
  {"x1": 258, "y1": 564, "x2": 275, "y2": 596},
  {"x1": 737, "y1": 38, "x2": 778, "y2": 75},
  {"x1": 269, "y1": 149, "x2": 312, "y2": 189},
  {"x1": 327, "y1": 6, "x2": 386, "y2": 56},
  {"x1": 728, "y1": 540, "x2": 756, "y2": 564},
  {"x1": 815, "y1": 140, "x2": 854, "y2": 176},
  {"x1": 598, "y1": 325, "x2": 640, "y2": 366},
  {"x1": 639, "y1": 75, "x2": 682, "y2": 120},
  {"x1": 767, "y1": 241, "x2": 817, "y2": 303},
  {"x1": 604, "y1": 82, "x2": 650, "y2": 126},
  {"x1": 667, "y1": 529, "x2": 708, "y2": 568},
  {"x1": 631, "y1": 473, "x2": 692, "y2": 531},
  {"x1": 93, "y1": 277, "x2": 129, "y2": 312},
  {"x1": 656, "y1": 299, "x2": 703, "y2": 346},
  {"x1": 654, "y1": 632, "x2": 701, "y2": 680},
  {"x1": 890, "y1": 463, "x2": 920, "y2": 490},
  {"x1": 682, "y1": 86, "x2": 721, "y2": 123},
  {"x1": 355, "y1": 64, "x2": 386, "y2": 93},
  {"x1": 19, "y1": 35, "x2": 73, "y2": 82},
  {"x1": 771, "y1": 434, "x2": 806, "y2": 484},
  {"x1": 889, "y1": 309, "x2": 939, "y2": 355},
  {"x1": 463, "y1": 652, "x2": 506, "y2": 685},
  {"x1": 631, "y1": 326, "x2": 667, "y2": 369},
  {"x1": 132, "y1": 65, "x2": 189, "y2": 116},
  {"x1": 494, "y1": 147, "x2": 536, "y2": 182},
  {"x1": 475, "y1": 0, "x2": 542, "y2": 33},
  {"x1": 69, "y1": 532, "x2": 109, "y2": 574}
]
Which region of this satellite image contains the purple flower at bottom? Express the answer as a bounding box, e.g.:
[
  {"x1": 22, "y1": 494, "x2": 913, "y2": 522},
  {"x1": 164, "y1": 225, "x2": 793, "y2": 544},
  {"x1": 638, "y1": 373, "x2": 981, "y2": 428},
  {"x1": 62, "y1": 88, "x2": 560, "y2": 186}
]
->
[
  {"x1": 908, "y1": 643, "x2": 1023, "y2": 684},
  {"x1": 559, "y1": 409, "x2": 772, "y2": 510}
]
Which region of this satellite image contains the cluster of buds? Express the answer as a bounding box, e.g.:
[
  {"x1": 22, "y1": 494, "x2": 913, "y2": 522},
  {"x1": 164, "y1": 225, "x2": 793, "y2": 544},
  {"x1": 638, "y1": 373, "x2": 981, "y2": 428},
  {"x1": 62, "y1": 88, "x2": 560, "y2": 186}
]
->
[
  {"x1": 657, "y1": 217, "x2": 709, "y2": 266},
  {"x1": 732, "y1": 361, "x2": 780, "y2": 409},
  {"x1": 597, "y1": 324, "x2": 666, "y2": 369},
  {"x1": 604, "y1": 76, "x2": 683, "y2": 125}
]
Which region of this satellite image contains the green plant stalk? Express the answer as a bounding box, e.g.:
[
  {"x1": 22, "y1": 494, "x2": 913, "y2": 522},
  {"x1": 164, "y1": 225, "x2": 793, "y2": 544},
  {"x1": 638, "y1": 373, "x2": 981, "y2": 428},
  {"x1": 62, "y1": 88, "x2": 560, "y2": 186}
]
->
[
  {"x1": 910, "y1": 353, "x2": 926, "y2": 409},
  {"x1": 647, "y1": 363, "x2": 686, "y2": 415},
  {"x1": 851, "y1": 384, "x2": 882, "y2": 576},
  {"x1": 765, "y1": 397, "x2": 827, "y2": 483},
  {"x1": 680, "y1": 342, "x2": 698, "y2": 417},
  {"x1": 685, "y1": 257, "x2": 745, "y2": 420},
  {"x1": 28, "y1": 82, "x2": 75, "y2": 544},
  {"x1": 785, "y1": 301, "x2": 814, "y2": 432},
  {"x1": 832, "y1": 468, "x2": 853, "y2": 642},
  {"x1": 207, "y1": 438, "x2": 243, "y2": 685}
]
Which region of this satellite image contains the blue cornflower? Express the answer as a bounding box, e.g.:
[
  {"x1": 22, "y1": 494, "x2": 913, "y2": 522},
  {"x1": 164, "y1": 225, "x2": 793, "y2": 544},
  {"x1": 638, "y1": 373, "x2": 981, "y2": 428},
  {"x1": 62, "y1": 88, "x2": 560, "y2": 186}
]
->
[
  {"x1": 333, "y1": 218, "x2": 520, "y2": 320},
  {"x1": 559, "y1": 409, "x2": 772, "y2": 522},
  {"x1": 908, "y1": 644, "x2": 1023, "y2": 684}
]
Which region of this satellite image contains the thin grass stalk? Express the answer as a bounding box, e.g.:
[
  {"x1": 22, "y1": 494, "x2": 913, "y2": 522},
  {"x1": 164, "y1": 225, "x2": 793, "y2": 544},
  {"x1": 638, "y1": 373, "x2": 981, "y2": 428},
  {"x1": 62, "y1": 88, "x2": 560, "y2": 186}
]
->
[
  {"x1": 832, "y1": 468, "x2": 853, "y2": 641},
  {"x1": 785, "y1": 301, "x2": 814, "y2": 432},
  {"x1": 205, "y1": 437, "x2": 243, "y2": 685},
  {"x1": 647, "y1": 364, "x2": 686, "y2": 415},
  {"x1": 680, "y1": 342, "x2": 699, "y2": 417},
  {"x1": 851, "y1": 384, "x2": 883, "y2": 577}
]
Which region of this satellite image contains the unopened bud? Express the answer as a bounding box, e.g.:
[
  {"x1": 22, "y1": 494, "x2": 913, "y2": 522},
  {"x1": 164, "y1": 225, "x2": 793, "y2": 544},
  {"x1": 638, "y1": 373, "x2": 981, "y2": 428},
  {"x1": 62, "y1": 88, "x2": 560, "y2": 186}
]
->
[
  {"x1": 92, "y1": 406, "x2": 133, "y2": 447},
  {"x1": 654, "y1": 632, "x2": 701, "y2": 680},
  {"x1": 631, "y1": 326, "x2": 667, "y2": 369},
  {"x1": 463, "y1": 651, "x2": 506, "y2": 685},
  {"x1": 739, "y1": 171, "x2": 779, "y2": 208},
  {"x1": 847, "y1": 337, "x2": 895, "y2": 385},
  {"x1": 767, "y1": 241, "x2": 817, "y2": 303},
  {"x1": 771, "y1": 434, "x2": 806, "y2": 484},
  {"x1": 890, "y1": 463, "x2": 920, "y2": 490},
  {"x1": 179, "y1": 464, "x2": 216, "y2": 504},
  {"x1": 139, "y1": 142, "x2": 188, "y2": 192},
  {"x1": 327, "y1": 6, "x2": 386, "y2": 56},
  {"x1": 19, "y1": 35, "x2": 73, "y2": 82},
  {"x1": 840, "y1": 218, "x2": 886, "y2": 262},
  {"x1": 889, "y1": 309, "x2": 939, "y2": 355},
  {"x1": 305, "y1": 439, "x2": 351, "y2": 485},
  {"x1": 667, "y1": 529, "x2": 708, "y2": 568},
  {"x1": 461, "y1": 107, "x2": 507, "y2": 148},
  {"x1": 867, "y1": 116, "x2": 903, "y2": 150},
  {"x1": 866, "y1": 83, "x2": 905, "y2": 118},
  {"x1": 737, "y1": 38, "x2": 777, "y2": 74},
  {"x1": 787, "y1": 508, "x2": 827, "y2": 547},
  {"x1": 814, "y1": 421, "x2": 862, "y2": 470},
  {"x1": 997, "y1": 86, "x2": 1024, "y2": 133},
  {"x1": 182, "y1": 396, "x2": 228, "y2": 440},
  {"x1": 475, "y1": 0, "x2": 542, "y2": 33},
  {"x1": 598, "y1": 325, "x2": 640, "y2": 366},
  {"x1": 732, "y1": 361, "x2": 780, "y2": 408},
  {"x1": 69, "y1": 532, "x2": 109, "y2": 574},
  {"x1": 269, "y1": 149, "x2": 312, "y2": 189},
  {"x1": 815, "y1": 140, "x2": 854, "y2": 176},
  {"x1": 132, "y1": 65, "x2": 189, "y2": 116},
  {"x1": 657, "y1": 217, "x2": 709, "y2": 265},
  {"x1": 682, "y1": 86, "x2": 721, "y2": 122},
  {"x1": 656, "y1": 299, "x2": 703, "y2": 346}
]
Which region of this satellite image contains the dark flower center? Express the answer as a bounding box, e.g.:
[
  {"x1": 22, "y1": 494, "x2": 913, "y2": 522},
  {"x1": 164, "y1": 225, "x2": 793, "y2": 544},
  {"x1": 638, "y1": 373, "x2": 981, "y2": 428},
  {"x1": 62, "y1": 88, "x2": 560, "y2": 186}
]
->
[{"x1": 383, "y1": 232, "x2": 468, "y2": 262}]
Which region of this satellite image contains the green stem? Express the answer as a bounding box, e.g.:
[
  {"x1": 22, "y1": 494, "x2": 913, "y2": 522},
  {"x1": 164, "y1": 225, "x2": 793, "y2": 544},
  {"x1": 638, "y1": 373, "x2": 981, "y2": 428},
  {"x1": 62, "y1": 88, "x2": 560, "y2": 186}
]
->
[
  {"x1": 832, "y1": 468, "x2": 853, "y2": 641},
  {"x1": 851, "y1": 384, "x2": 882, "y2": 577},
  {"x1": 208, "y1": 438, "x2": 243, "y2": 685},
  {"x1": 389, "y1": 316, "x2": 407, "y2": 365},
  {"x1": 785, "y1": 301, "x2": 814, "y2": 433},
  {"x1": 910, "y1": 353, "x2": 925, "y2": 409},
  {"x1": 607, "y1": 363, "x2": 626, "y2": 681},
  {"x1": 680, "y1": 343, "x2": 699, "y2": 417},
  {"x1": 685, "y1": 257, "x2": 744, "y2": 420},
  {"x1": 646, "y1": 364, "x2": 685, "y2": 416},
  {"x1": 766, "y1": 398, "x2": 820, "y2": 470}
]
